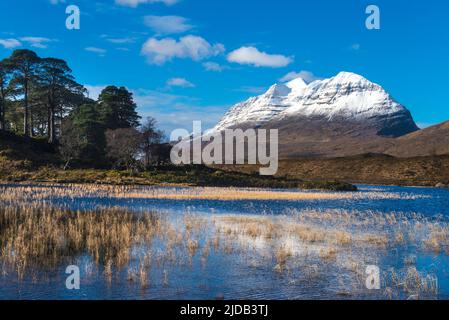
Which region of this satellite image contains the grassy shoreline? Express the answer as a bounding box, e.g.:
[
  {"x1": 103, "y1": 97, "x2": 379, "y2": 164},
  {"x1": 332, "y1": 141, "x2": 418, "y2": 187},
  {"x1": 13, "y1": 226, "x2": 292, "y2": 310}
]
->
[
  {"x1": 0, "y1": 165, "x2": 357, "y2": 191},
  {"x1": 3, "y1": 131, "x2": 449, "y2": 190},
  {"x1": 0, "y1": 133, "x2": 355, "y2": 191}
]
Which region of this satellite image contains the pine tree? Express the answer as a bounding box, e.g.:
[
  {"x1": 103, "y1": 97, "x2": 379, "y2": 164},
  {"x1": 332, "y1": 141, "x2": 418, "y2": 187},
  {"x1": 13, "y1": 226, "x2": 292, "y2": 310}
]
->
[
  {"x1": 8, "y1": 49, "x2": 40, "y2": 136},
  {"x1": 97, "y1": 86, "x2": 141, "y2": 130},
  {"x1": 70, "y1": 103, "x2": 106, "y2": 166},
  {"x1": 37, "y1": 57, "x2": 86, "y2": 143},
  {"x1": 0, "y1": 60, "x2": 13, "y2": 131}
]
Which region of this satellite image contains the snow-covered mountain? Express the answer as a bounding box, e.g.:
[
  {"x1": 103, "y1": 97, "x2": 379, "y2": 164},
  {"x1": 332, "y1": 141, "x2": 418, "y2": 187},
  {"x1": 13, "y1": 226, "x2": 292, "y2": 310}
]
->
[{"x1": 212, "y1": 72, "x2": 419, "y2": 139}]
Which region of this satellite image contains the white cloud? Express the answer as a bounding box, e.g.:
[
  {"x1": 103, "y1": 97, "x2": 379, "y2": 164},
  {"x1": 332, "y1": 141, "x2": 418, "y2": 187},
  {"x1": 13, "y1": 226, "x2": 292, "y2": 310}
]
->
[
  {"x1": 279, "y1": 70, "x2": 322, "y2": 83},
  {"x1": 20, "y1": 37, "x2": 53, "y2": 49},
  {"x1": 115, "y1": 0, "x2": 179, "y2": 7},
  {"x1": 0, "y1": 38, "x2": 22, "y2": 49},
  {"x1": 167, "y1": 77, "x2": 195, "y2": 88},
  {"x1": 202, "y1": 61, "x2": 227, "y2": 72},
  {"x1": 227, "y1": 46, "x2": 293, "y2": 68},
  {"x1": 350, "y1": 43, "x2": 361, "y2": 51},
  {"x1": 144, "y1": 16, "x2": 193, "y2": 35},
  {"x1": 85, "y1": 47, "x2": 107, "y2": 56},
  {"x1": 0, "y1": 36, "x2": 56, "y2": 50},
  {"x1": 49, "y1": 0, "x2": 66, "y2": 4},
  {"x1": 106, "y1": 37, "x2": 135, "y2": 44},
  {"x1": 141, "y1": 35, "x2": 225, "y2": 65},
  {"x1": 132, "y1": 89, "x2": 184, "y2": 109}
]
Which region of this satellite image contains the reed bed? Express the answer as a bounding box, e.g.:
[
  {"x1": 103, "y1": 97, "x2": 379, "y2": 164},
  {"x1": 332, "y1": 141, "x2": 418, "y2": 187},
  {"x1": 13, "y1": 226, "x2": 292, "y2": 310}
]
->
[
  {"x1": 0, "y1": 183, "x2": 445, "y2": 299},
  {"x1": 0, "y1": 183, "x2": 425, "y2": 203},
  {"x1": 0, "y1": 205, "x2": 162, "y2": 280},
  {"x1": 0, "y1": 204, "x2": 445, "y2": 298},
  {"x1": 212, "y1": 209, "x2": 449, "y2": 298},
  {"x1": 0, "y1": 202, "x2": 214, "y2": 288}
]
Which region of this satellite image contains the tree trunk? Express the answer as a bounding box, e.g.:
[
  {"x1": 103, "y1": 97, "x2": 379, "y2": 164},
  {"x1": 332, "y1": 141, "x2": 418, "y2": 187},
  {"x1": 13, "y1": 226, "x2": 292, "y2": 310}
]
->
[
  {"x1": 30, "y1": 107, "x2": 34, "y2": 137},
  {"x1": 0, "y1": 100, "x2": 4, "y2": 131},
  {"x1": 47, "y1": 104, "x2": 51, "y2": 143},
  {"x1": 24, "y1": 81, "x2": 29, "y2": 137},
  {"x1": 47, "y1": 93, "x2": 55, "y2": 144},
  {"x1": 145, "y1": 146, "x2": 150, "y2": 168},
  {"x1": 1, "y1": 79, "x2": 6, "y2": 131},
  {"x1": 63, "y1": 158, "x2": 71, "y2": 171},
  {"x1": 49, "y1": 106, "x2": 55, "y2": 144}
]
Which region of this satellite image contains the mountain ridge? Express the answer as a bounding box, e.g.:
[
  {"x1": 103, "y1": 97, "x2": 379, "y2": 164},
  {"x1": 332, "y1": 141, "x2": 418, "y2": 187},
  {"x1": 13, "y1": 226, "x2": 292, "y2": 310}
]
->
[
  {"x1": 209, "y1": 71, "x2": 438, "y2": 158},
  {"x1": 213, "y1": 71, "x2": 419, "y2": 139}
]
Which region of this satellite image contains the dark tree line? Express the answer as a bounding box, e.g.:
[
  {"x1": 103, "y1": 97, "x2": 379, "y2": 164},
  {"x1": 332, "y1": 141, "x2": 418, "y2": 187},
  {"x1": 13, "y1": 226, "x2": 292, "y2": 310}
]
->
[
  {"x1": 0, "y1": 49, "x2": 167, "y2": 170},
  {"x1": 0, "y1": 49, "x2": 87, "y2": 140}
]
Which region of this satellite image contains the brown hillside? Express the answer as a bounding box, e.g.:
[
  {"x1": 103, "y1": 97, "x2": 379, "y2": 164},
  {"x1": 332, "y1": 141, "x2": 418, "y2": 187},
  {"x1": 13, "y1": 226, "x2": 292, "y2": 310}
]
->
[
  {"x1": 385, "y1": 121, "x2": 449, "y2": 157},
  {"x1": 215, "y1": 154, "x2": 449, "y2": 187}
]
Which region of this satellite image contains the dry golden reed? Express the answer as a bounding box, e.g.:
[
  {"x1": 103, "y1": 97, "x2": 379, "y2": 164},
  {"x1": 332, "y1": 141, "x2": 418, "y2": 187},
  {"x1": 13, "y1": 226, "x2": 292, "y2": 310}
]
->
[
  {"x1": 0, "y1": 205, "x2": 160, "y2": 279},
  {"x1": 0, "y1": 182, "x2": 419, "y2": 204}
]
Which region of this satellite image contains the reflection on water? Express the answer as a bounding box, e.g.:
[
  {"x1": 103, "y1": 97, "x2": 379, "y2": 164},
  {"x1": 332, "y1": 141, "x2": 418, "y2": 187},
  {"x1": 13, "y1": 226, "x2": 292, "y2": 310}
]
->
[{"x1": 1, "y1": 184, "x2": 449, "y2": 300}]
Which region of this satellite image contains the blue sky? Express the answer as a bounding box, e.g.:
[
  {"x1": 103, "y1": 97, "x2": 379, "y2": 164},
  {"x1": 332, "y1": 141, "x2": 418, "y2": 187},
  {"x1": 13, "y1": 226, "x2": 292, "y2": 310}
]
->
[{"x1": 0, "y1": 0, "x2": 448, "y2": 132}]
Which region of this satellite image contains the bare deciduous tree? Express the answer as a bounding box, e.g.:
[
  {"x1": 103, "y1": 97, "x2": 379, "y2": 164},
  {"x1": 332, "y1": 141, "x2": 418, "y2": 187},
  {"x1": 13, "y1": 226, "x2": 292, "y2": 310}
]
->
[
  {"x1": 140, "y1": 117, "x2": 164, "y2": 168},
  {"x1": 106, "y1": 127, "x2": 143, "y2": 170},
  {"x1": 59, "y1": 118, "x2": 82, "y2": 170}
]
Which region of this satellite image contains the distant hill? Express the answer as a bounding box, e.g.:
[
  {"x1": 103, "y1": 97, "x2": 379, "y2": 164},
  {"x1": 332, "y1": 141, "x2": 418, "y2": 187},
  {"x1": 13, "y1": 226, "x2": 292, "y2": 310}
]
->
[
  {"x1": 215, "y1": 153, "x2": 449, "y2": 187},
  {"x1": 385, "y1": 121, "x2": 449, "y2": 157},
  {"x1": 278, "y1": 120, "x2": 449, "y2": 159},
  {"x1": 3, "y1": 118, "x2": 449, "y2": 187}
]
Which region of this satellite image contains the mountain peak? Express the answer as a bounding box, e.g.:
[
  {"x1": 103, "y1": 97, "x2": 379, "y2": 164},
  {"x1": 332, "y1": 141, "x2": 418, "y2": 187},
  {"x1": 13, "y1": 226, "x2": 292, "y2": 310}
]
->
[
  {"x1": 213, "y1": 71, "x2": 419, "y2": 138},
  {"x1": 286, "y1": 77, "x2": 308, "y2": 92},
  {"x1": 332, "y1": 71, "x2": 371, "y2": 84}
]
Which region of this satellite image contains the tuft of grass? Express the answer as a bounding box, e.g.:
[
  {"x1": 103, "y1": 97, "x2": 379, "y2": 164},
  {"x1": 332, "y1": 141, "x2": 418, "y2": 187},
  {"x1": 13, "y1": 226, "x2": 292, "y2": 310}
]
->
[
  {"x1": 274, "y1": 246, "x2": 292, "y2": 273},
  {"x1": 334, "y1": 231, "x2": 352, "y2": 246},
  {"x1": 187, "y1": 239, "x2": 200, "y2": 257},
  {"x1": 319, "y1": 247, "x2": 338, "y2": 261}
]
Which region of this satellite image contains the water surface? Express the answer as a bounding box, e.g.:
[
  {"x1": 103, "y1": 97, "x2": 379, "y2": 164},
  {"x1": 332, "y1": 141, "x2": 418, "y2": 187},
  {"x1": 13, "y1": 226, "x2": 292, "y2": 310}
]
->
[{"x1": 1, "y1": 184, "x2": 449, "y2": 300}]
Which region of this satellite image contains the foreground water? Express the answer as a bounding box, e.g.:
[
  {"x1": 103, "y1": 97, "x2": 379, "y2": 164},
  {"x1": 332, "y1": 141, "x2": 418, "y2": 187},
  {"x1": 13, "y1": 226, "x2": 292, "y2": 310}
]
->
[{"x1": 1, "y1": 184, "x2": 449, "y2": 300}]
